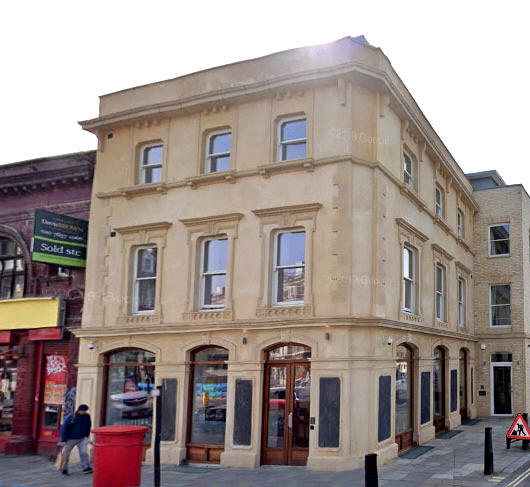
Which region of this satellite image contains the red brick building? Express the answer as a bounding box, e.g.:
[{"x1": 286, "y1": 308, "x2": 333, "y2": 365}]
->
[{"x1": 0, "y1": 151, "x2": 94, "y2": 455}]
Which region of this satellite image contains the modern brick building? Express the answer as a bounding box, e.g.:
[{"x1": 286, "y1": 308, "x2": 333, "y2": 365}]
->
[
  {"x1": 75, "y1": 36, "x2": 480, "y2": 470},
  {"x1": 467, "y1": 171, "x2": 530, "y2": 418},
  {"x1": 0, "y1": 151, "x2": 94, "y2": 455}
]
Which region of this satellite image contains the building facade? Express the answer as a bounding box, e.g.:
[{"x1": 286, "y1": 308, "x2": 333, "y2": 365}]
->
[
  {"x1": 0, "y1": 151, "x2": 94, "y2": 455},
  {"x1": 467, "y1": 171, "x2": 530, "y2": 418},
  {"x1": 76, "y1": 37, "x2": 479, "y2": 470}
]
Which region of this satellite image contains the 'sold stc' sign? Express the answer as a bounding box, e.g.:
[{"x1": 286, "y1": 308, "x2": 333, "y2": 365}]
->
[{"x1": 32, "y1": 209, "x2": 88, "y2": 268}]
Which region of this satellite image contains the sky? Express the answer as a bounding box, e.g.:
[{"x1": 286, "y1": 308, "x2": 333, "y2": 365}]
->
[{"x1": 1, "y1": 1, "x2": 529, "y2": 187}]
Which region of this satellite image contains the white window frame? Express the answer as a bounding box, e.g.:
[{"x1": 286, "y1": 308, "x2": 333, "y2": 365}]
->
[
  {"x1": 435, "y1": 264, "x2": 445, "y2": 321},
  {"x1": 488, "y1": 224, "x2": 510, "y2": 257},
  {"x1": 205, "y1": 130, "x2": 231, "y2": 173},
  {"x1": 273, "y1": 230, "x2": 306, "y2": 306},
  {"x1": 277, "y1": 117, "x2": 307, "y2": 162},
  {"x1": 489, "y1": 284, "x2": 511, "y2": 328},
  {"x1": 457, "y1": 209, "x2": 464, "y2": 238},
  {"x1": 458, "y1": 277, "x2": 465, "y2": 327},
  {"x1": 435, "y1": 185, "x2": 444, "y2": 218},
  {"x1": 199, "y1": 237, "x2": 228, "y2": 310},
  {"x1": 132, "y1": 246, "x2": 157, "y2": 315},
  {"x1": 139, "y1": 142, "x2": 163, "y2": 185},
  {"x1": 402, "y1": 245, "x2": 415, "y2": 313},
  {"x1": 403, "y1": 151, "x2": 414, "y2": 189}
]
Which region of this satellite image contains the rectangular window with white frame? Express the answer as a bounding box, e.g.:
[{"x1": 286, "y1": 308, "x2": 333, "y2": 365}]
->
[
  {"x1": 133, "y1": 246, "x2": 157, "y2": 314},
  {"x1": 435, "y1": 185, "x2": 444, "y2": 218},
  {"x1": 435, "y1": 264, "x2": 445, "y2": 321},
  {"x1": 278, "y1": 118, "x2": 307, "y2": 161},
  {"x1": 458, "y1": 277, "x2": 465, "y2": 327},
  {"x1": 402, "y1": 245, "x2": 415, "y2": 313},
  {"x1": 490, "y1": 284, "x2": 511, "y2": 327},
  {"x1": 205, "y1": 131, "x2": 231, "y2": 173},
  {"x1": 403, "y1": 151, "x2": 415, "y2": 189},
  {"x1": 200, "y1": 237, "x2": 227, "y2": 309},
  {"x1": 139, "y1": 143, "x2": 163, "y2": 184},
  {"x1": 274, "y1": 230, "x2": 306, "y2": 305},
  {"x1": 489, "y1": 224, "x2": 510, "y2": 256},
  {"x1": 457, "y1": 209, "x2": 464, "y2": 238}
]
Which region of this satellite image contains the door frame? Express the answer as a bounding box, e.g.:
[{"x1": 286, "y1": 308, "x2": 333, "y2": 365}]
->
[
  {"x1": 260, "y1": 344, "x2": 311, "y2": 466},
  {"x1": 433, "y1": 347, "x2": 446, "y2": 434},
  {"x1": 394, "y1": 344, "x2": 415, "y2": 452},
  {"x1": 490, "y1": 361, "x2": 513, "y2": 416},
  {"x1": 459, "y1": 349, "x2": 468, "y2": 422}
]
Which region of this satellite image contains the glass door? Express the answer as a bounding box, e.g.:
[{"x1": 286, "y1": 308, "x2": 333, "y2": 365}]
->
[
  {"x1": 433, "y1": 347, "x2": 446, "y2": 434},
  {"x1": 261, "y1": 343, "x2": 311, "y2": 466},
  {"x1": 459, "y1": 349, "x2": 468, "y2": 422},
  {"x1": 395, "y1": 345, "x2": 413, "y2": 451},
  {"x1": 492, "y1": 365, "x2": 512, "y2": 415}
]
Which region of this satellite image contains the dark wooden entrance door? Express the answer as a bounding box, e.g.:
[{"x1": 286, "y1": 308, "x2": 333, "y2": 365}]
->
[
  {"x1": 459, "y1": 349, "x2": 468, "y2": 422},
  {"x1": 261, "y1": 344, "x2": 311, "y2": 466},
  {"x1": 395, "y1": 344, "x2": 414, "y2": 451},
  {"x1": 433, "y1": 347, "x2": 446, "y2": 434}
]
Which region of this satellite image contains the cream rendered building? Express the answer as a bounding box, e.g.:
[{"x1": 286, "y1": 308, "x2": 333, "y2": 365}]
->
[{"x1": 76, "y1": 36, "x2": 478, "y2": 470}]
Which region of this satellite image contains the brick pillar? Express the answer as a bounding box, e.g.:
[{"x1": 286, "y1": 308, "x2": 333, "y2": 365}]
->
[{"x1": 5, "y1": 333, "x2": 38, "y2": 454}]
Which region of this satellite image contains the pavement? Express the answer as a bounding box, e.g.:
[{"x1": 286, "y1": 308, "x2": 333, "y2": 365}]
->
[{"x1": 2, "y1": 417, "x2": 530, "y2": 486}]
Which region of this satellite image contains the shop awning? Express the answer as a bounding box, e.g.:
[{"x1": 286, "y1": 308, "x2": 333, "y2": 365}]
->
[{"x1": 0, "y1": 297, "x2": 64, "y2": 330}]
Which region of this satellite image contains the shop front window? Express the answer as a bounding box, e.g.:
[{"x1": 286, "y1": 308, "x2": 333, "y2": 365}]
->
[
  {"x1": 0, "y1": 346, "x2": 17, "y2": 434},
  {"x1": 104, "y1": 349, "x2": 155, "y2": 442},
  {"x1": 189, "y1": 346, "x2": 228, "y2": 446}
]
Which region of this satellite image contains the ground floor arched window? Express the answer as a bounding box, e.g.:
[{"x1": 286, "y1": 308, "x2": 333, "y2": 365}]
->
[
  {"x1": 187, "y1": 346, "x2": 229, "y2": 463},
  {"x1": 103, "y1": 349, "x2": 155, "y2": 442}
]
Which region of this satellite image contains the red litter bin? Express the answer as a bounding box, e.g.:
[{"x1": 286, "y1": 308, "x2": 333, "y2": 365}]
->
[{"x1": 92, "y1": 425, "x2": 148, "y2": 487}]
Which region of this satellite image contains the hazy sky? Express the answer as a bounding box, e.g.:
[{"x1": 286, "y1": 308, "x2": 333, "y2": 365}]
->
[{"x1": 1, "y1": 1, "x2": 528, "y2": 187}]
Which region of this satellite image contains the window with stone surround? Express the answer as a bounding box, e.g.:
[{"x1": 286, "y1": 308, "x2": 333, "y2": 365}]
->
[
  {"x1": 205, "y1": 131, "x2": 231, "y2": 173},
  {"x1": 458, "y1": 277, "x2": 465, "y2": 327},
  {"x1": 435, "y1": 185, "x2": 444, "y2": 218},
  {"x1": 457, "y1": 209, "x2": 464, "y2": 238},
  {"x1": 435, "y1": 264, "x2": 445, "y2": 321},
  {"x1": 132, "y1": 246, "x2": 157, "y2": 314},
  {"x1": 180, "y1": 213, "x2": 242, "y2": 321},
  {"x1": 402, "y1": 245, "x2": 415, "y2": 313},
  {"x1": 277, "y1": 117, "x2": 307, "y2": 161},
  {"x1": 139, "y1": 143, "x2": 163, "y2": 184},
  {"x1": 273, "y1": 230, "x2": 306, "y2": 306},
  {"x1": 402, "y1": 149, "x2": 418, "y2": 192}
]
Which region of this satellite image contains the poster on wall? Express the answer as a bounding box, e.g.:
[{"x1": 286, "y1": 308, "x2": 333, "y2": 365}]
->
[
  {"x1": 32, "y1": 209, "x2": 88, "y2": 268},
  {"x1": 43, "y1": 355, "x2": 68, "y2": 405}
]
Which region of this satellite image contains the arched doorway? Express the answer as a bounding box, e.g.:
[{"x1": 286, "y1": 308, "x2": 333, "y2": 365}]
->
[
  {"x1": 102, "y1": 349, "x2": 156, "y2": 444},
  {"x1": 433, "y1": 346, "x2": 446, "y2": 434},
  {"x1": 459, "y1": 349, "x2": 468, "y2": 422},
  {"x1": 186, "y1": 346, "x2": 229, "y2": 463},
  {"x1": 395, "y1": 344, "x2": 414, "y2": 451},
  {"x1": 261, "y1": 343, "x2": 311, "y2": 466}
]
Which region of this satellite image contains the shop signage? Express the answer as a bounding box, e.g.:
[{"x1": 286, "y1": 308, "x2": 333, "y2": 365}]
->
[
  {"x1": 32, "y1": 209, "x2": 88, "y2": 268},
  {"x1": 43, "y1": 355, "x2": 68, "y2": 405},
  {"x1": 507, "y1": 414, "x2": 530, "y2": 440}
]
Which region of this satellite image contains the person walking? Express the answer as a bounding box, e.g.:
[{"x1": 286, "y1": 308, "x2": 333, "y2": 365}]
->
[{"x1": 58, "y1": 404, "x2": 92, "y2": 475}]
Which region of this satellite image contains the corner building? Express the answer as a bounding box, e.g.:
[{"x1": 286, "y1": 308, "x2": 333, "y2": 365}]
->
[{"x1": 77, "y1": 37, "x2": 478, "y2": 470}]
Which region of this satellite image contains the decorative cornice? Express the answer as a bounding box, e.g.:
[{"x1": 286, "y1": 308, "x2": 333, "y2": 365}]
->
[
  {"x1": 431, "y1": 243, "x2": 454, "y2": 261},
  {"x1": 252, "y1": 202, "x2": 322, "y2": 218},
  {"x1": 113, "y1": 221, "x2": 172, "y2": 234},
  {"x1": 395, "y1": 217, "x2": 429, "y2": 243},
  {"x1": 179, "y1": 212, "x2": 244, "y2": 227}
]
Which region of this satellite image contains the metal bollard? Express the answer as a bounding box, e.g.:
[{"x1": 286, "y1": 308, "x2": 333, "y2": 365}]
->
[
  {"x1": 523, "y1": 413, "x2": 529, "y2": 450},
  {"x1": 365, "y1": 453, "x2": 378, "y2": 487},
  {"x1": 484, "y1": 427, "x2": 494, "y2": 475}
]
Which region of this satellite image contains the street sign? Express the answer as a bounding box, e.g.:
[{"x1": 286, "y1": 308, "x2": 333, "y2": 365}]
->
[{"x1": 507, "y1": 414, "x2": 530, "y2": 440}]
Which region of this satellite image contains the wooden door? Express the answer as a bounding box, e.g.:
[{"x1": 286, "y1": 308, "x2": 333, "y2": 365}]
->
[
  {"x1": 262, "y1": 362, "x2": 311, "y2": 465},
  {"x1": 395, "y1": 345, "x2": 414, "y2": 451}
]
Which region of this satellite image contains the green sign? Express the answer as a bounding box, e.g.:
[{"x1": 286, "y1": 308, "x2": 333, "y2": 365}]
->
[{"x1": 32, "y1": 209, "x2": 88, "y2": 268}]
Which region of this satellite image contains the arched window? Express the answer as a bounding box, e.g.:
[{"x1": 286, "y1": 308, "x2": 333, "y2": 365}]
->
[
  {"x1": 0, "y1": 237, "x2": 25, "y2": 299},
  {"x1": 187, "y1": 346, "x2": 229, "y2": 462},
  {"x1": 103, "y1": 349, "x2": 155, "y2": 442}
]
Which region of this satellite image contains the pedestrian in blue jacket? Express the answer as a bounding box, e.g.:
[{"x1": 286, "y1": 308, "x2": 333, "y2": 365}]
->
[{"x1": 58, "y1": 404, "x2": 92, "y2": 475}]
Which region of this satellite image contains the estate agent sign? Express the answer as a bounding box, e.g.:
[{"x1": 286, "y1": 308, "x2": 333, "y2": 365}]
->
[{"x1": 32, "y1": 209, "x2": 88, "y2": 268}]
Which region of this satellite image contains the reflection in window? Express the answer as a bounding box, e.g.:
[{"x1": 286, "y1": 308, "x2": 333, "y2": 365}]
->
[
  {"x1": 200, "y1": 238, "x2": 227, "y2": 309},
  {"x1": 274, "y1": 231, "x2": 305, "y2": 305},
  {"x1": 458, "y1": 278, "x2": 465, "y2": 327},
  {"x1": 435, "y1": 185, "x2": 444, "y2": 218},
  {"x1": 133, "y1": 247, "x2": 157, "y2": 314},
  {"x1": 402, "y1": 246, "x2": 415, "y2": 313},
  {"x1": 490, "y1": 284, "x2": 511, "y2": 326},
  {"x1": 433, "y1": 347, "x2": 444, "y2": 418},
  {"x1": 435, "y1": 264, "x2": 445, "y2": 321},
  {"x1": 395, "y1": 345, "x2": 412, "y2": 435},
  {"x1": 267, "y1": 344, "x2": 311, "y2": 361},
  {"x1": 139, "y1": 144, "x2": 163, "y2": 184},
  {"x1": 0, "y1": 238, "x2": 25, "y2": 299},
  {"x1": 189, "y1": 347, "x2": 228, "y2": 446},
  {"x1": 206, "y1": 132, "x2": 231, "y2": 173},
  {"x1": 278, "y1": 119, "x2": 306, "y2": 161},
  {"x1": 489, "y1": 225, "x2": 510, "y2": 256},
  {"x1": 105, "y1": 349, "x2": 155, "y2": 442},
  {"x1": 403, "y1": 152, "x2": 414, "y2": 188},
  {"x1": 0, "y1": 346, "x2": 17, "y2": 433}
]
